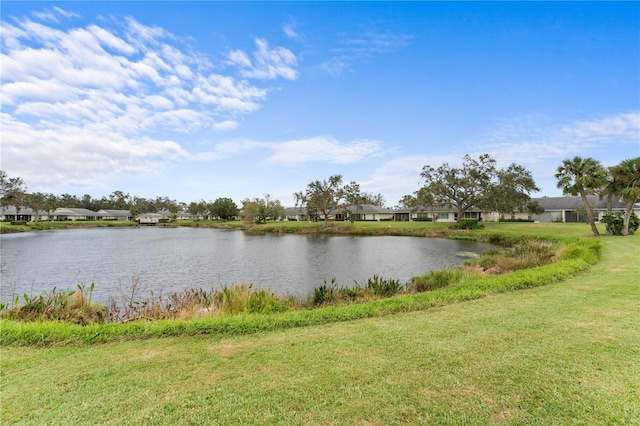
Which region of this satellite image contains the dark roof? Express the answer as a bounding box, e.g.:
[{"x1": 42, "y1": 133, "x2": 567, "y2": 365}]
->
[
  {"x1": 342, "y1": 204, "x2": 394, "y2": 214},
  {"x1": 285, "y1": 207, "x2": 307, "y2": 215},
  {"x1": 533, "y1": 196, "x2": 628, "y2": 211}
]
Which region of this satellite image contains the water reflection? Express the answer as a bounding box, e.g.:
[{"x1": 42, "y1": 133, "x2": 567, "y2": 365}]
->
[{"x1": 1, "y1": 227, "x2": 498, "y2": 303}]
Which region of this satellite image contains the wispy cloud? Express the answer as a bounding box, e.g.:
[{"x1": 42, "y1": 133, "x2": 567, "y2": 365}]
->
[
  {"x1": 482, "y1": 111, "x2": 640, "y2": 166},
  {"x1": 263, "y1": 136, "x2": 385, "y2": 166},
  {"x1": 369, "y1": 111, "x2": 640, "y2": 204},
  {"x1": 322, "y1": 30, "x2": 412, "y2": 76},
  {"x1": 227, "y1": 38, "x2": 298, "y2": 80},
  {"x1": 190, "y1": 136, "x2": 386, "y2": 167},
  {"x1": 0, "y1": 113, "x2": 188, "y2": 188},
  {"x1": 0, "y1": 7, "x2": 298, "y2": 188},
  {"x1": 283, "y1": 20, "x2": 301, "y2": 40}
]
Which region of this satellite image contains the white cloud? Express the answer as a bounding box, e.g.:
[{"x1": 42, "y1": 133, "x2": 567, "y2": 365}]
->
[
  {"x1": 283, "y1": 20, "x2": 301, "y2": 40},
  {"x1": 367, "y1": 112, "x2": 640, "y2": 204},
  {"x1": 263, "y1": 136, "x2": 384, "y2": 166},
  {"x1": 0, "y1": 113, "x2": 187, "y2": 188},
  {"x1": 323, "y1": 30, "x2": 412, "y2": 77},
  {"x1": 482, "y1": 111, "x2": 640, "y2": 166},
  {"x1": 228, "y1": 38, "x2": 298, "y2": 80},
  {"x1": 1, "y1": 10, "x2": 299, "y2": 190},
  {"x1": 213, "y1": 120, "x2": 239, "y2": 131}
]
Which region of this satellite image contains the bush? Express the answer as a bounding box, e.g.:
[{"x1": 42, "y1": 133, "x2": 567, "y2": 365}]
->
[
  {"x1": 412, "y1": 217, "x2": 433, "y2": 222},
  {"x1": 409, "y1": 269, "x2": 465, "y2": 292},
  {"x1": 366, "y1": 275, "x2": 404, "y2": 297},
  {"x1": 453, "y1": 218, "x2": 482, "y2": 229},
  {"x1": 1, "y1": 283, "x2": 107, "y2": 325},
  {"x1": 601, "y1": 211, "x2": 639, "y2": 235}
]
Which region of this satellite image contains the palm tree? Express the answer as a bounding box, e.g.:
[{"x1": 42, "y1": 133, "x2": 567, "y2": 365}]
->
[
  {"x1": 611, "y1": 157, "x2": 640, "y2": 236},
  {"x1": 555, "y1": 156, "x2": 609, "y2": 236}
]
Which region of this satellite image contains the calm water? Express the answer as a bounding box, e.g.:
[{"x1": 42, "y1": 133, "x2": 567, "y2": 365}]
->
[{"x1": 0, "y1": 227, "x2": 497, "y2": 303}]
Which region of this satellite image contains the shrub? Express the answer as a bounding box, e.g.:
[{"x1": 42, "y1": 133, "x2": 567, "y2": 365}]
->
[
  {"x1": 409, "y1": 269, "x2": 465, "y2": 292},
  {"x1": 452, "y1": 218, "x2": 482, "y2": 229},
  {"x1": 601, "y1": 211, "x2": 640, "y2": 235},
  {"x1": 412, "y1": 217, "x2": 433, "y2": 222},
  {"x1": 366, "y1": 275, "x2": 404, "y2": 297},
  {"x1": 463, "y1": 238, "x2": 556, "y2": 274},
  {"x1": 1, "y1": 283, "x2": 107, "y2": 325}
]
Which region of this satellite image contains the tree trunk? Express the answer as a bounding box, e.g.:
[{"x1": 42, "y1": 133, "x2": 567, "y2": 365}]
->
[
  {"x1": 580, "y1": 191, "x2": 600, "y2": 236},
  {"x1": 605, "y1": 192, "x2": 614, "y2": 236},
  {"x1": 622, "y1": 201, "x2": 634, "y2": 236}
]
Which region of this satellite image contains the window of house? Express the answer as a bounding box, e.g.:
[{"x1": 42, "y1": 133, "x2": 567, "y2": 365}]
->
[{"x1": 438, "y1": 213, "x2": 449, "y2": 220}]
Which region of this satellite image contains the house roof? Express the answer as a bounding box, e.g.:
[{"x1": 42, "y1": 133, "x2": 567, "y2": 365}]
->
[
  {"x1": 394, "y1": 205, "x2": 484, "y2": 214},
  {"x1": 343, "y1": 204, "x2": 394, "y2": 214},
  {"x1": 285, "y1": 207, "x2": 307, "y2": 215},
  {"x1": 97, "y1": 209, "x2": 131, "y2": 216},
  {"x1": 54, "y1": 208, "x2": 105, "y2": 217},
  {"x1": 533, "y1": 196, "x2": 628, "y2": 211},
  {"x1": 138, "y1": 213, "x2": 164, "y2": 218},
  {"x1": 0, "y1": 206, "x2": 54, "y2": 215}
]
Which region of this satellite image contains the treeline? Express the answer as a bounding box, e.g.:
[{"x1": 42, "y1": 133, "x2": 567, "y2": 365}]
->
[{"x1": 0, "y1": 171, "x2": 242, "y2": 219}]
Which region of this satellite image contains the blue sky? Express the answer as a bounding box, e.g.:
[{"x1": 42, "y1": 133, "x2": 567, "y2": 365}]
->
[{"x1": 1, "y1": 1, "x2": 638, "y2": 207}]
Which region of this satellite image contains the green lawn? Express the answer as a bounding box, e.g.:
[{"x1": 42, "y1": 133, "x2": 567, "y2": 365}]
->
[{"x1": 1, "y1": 225, "x2": 639, "y2": 424}]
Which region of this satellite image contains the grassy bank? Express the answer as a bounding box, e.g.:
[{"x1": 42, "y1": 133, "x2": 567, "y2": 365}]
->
[{"x1": 1, "y1": 231, "x2": 638, "y2": 424}]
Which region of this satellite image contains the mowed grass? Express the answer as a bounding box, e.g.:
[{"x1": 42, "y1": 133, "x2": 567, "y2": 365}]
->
[{"x1": 1, "y1": 225, "x2": 639, "y2": 424}]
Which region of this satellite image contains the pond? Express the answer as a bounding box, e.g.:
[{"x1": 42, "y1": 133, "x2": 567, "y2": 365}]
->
[{"x1": 0, "y1": 227, "x2": 498, "y2": 304}]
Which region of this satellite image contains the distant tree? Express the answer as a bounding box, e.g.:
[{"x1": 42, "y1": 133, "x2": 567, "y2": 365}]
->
[
  {"x1": 242, "y1": 194, "x2": 285, "y2": 224},
  {"x1": 610, "y1": 157, "x2": 640, "y2": 236},
  {"x1": 129, "y1": 205, "x2": 142, "y2": 218},
  {"x1": 80, "y1": 194, "x2": 99, "y2": 211},
  {"x1": 43, "y1": 193, "x2": 58, "y2": 221},
  {"x1": 0, "y1": 171, "x2": 27, "y2": 219},
  {"x1": 196, "y1": 200, "x2": 210, "y2": 220},
  {"x1": 168, "y1": 203, "x2": 180, "y2": 218},
  {"x1": 59, "y1": 193, "x2": 80, "y2": 207},
  {"x1": 108, "y1": 190, "x2": 131, "y2": 210},
  {"x1": 484, "y1": 163, "x2": 540, "y2": 219},
  {"x1": 153, "y1": 196, "x2": 177, "y2": 212},
  {"x1": 343, "y1": 181, "x2": 363, "y2": 223},
  {"x1": 398, "y1": 187, "x2": 435, "y2": 220},
  {"x1": 130, "y1": 196, "x2": 149, "y2": 214},
  {"x1": 294, "y1": 175, "x2": 345, "y2": 228},
  {"x1": 361, "y1": 191, "x2": 385, "y2": 207},
  {"x1": 25, "y1": 192, "x2": 47, "y2": 223},
  {"x1": 210, "y1": 197, "x2": 239, "y2": 221},
  {"x1": 555, "y1": 156, "x2": 609, "y2": 236},
  {"x1": 420, "y1": 154, "x2": 496, "y2": 222},
  {"x1": 398, "y1": 194, "x2": 415, "y2": 209},
  {"x1": 187, "y1": 201, "x2": 201, "y2": 220}
]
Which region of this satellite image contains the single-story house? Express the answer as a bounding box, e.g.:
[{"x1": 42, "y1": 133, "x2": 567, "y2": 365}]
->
[
  {"x1": 532, "y1": 196, "x2": 637, "y2": 223},
  {"x1": 0, "y1": 206, "x2": 54, "y2": 222},
  {"x1": 137, "y1": 213, "x2": 166, "y2": 224},
  {"x1": 394, "y1": 205, "x2": 487, "y2": 222},
  {"x1": 97, "y1": 209, "x2": 132, "y2": 221},
  {"x1": 285, "y1": 207, "x2": 309, "y2": 221},
  {"x1": 333, "y1": 204, "x2": 395, "y2": 221},
  {"x1": 394, "y1": 196, "x2": 639, "y2": 223},
  {"x1": 53, "y1": 208, "x2": 106, "y2": 221}
]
